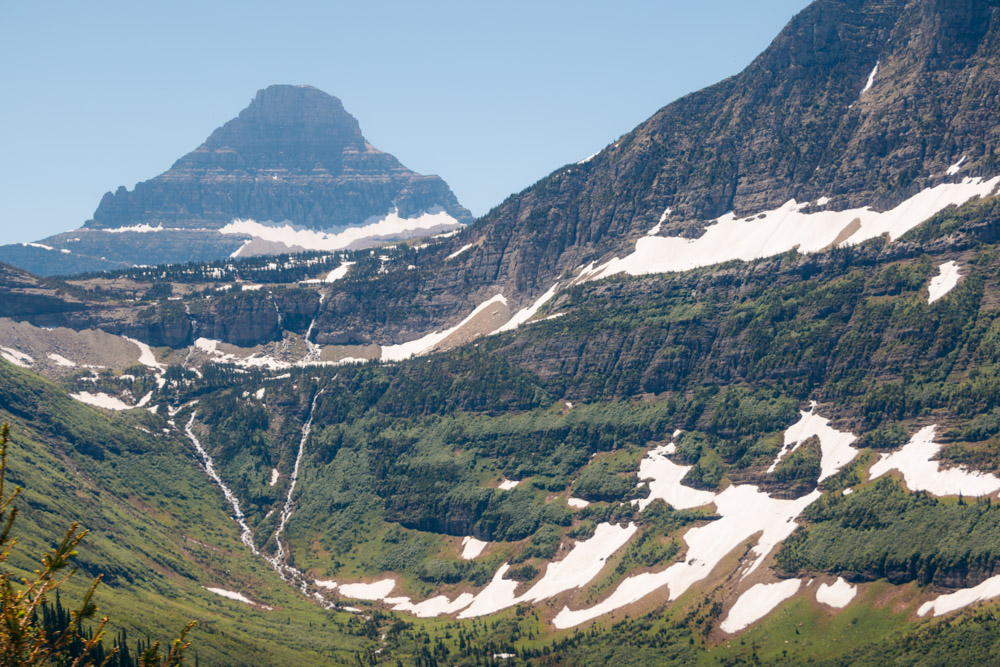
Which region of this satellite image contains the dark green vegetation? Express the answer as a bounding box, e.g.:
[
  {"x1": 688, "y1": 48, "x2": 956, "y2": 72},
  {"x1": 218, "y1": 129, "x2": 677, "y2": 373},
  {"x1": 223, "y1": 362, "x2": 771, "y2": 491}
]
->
[{"x1": 778, "y1": 478, "x2": 1000, "y2": 587}]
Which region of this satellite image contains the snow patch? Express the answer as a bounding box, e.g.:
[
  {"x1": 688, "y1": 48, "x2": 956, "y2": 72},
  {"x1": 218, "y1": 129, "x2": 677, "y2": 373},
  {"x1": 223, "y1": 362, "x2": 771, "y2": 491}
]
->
[
  {"x1": 496, "y1": 284, "x2": 559, "y2": 333},
  {"x1": 498, "y1": 478, "x2": 520, "y2": 490},
  {"x1": 125, "y1": 337, "x2": 165, "y2": 372},
  {"x1": 768, "y1": 407, "x2": 858, "y2": 482},
  {"x1": 70, "y1": 392, "x2": 134, "y2": 411},
  {"x1": 47, "y1": 353, "x2": 76, "y2": 367},
  {"x1": 194, "y1": 338, "x2": 219, "y2": 354},
  {"x1": 391, "y1": 593, "x2": 476, "y2": 618},
  {"x1": 946, "y1": 156, "x2": 967, "y2": 176},
  {"x1": 255, "y1": 387, "x2": 266, "y2": 400},
  {"x1": 591, "y1": 177, "x2": 1000, "y2": 281},
  {"x1": 205, "y1": 587, "x2": 257, "y2": 605},
  {"x1": 815, "y1": 577, "x2": 857, "y2": 608},
  {"x1": 862, "y1": 61, "x2": 879, "y2": 93},
  {"x1": 554, "y1": 486, "x2": 818, "y2": 628},
  {"x1": 918, "y1": 574, "x2": 1000, "y2": 617},
  {"x1": 870, "y1": 425, "x2": 1000, "y2": 497},
  {"x1": 567, "y1": 497, "x2": 590, "y2": 509},
  {"x1": 104, "y1": 223, "x2": 165, "y2": 233},
  {"x1": 633, "y1": 442, "x2": 716, "y2": 511},
  {"x1": 219, "y1": 207, "x2": 461, "y2": 252},
  {"x1": 325, "y1": 261, "x2": 355, "y2": 282},
  {"x1": 720, "y1": 580, "x2": 802, "y2": 633},
  {"x1": 446, "y1": 243, "x2": 475, "y2": 261},
  {"x1": 517, "y1": 523, "x2": 636, "y2": 605},
  {"x1": 269, "y1": 468, "x2": 280, "y2": 487},
  {"x1": 0, "y1": 347, "x2": 34, "y2": 367},
  {"x1": 457, "y1": 523, "x2": 636, "y2": 619},
  {"x1": 928, "y1": 261, "x2": 962, "y2": 303},
  {"x1": 647, "y1": 208, "x2": 672, "y2": 236},
  {"x1": 338, "y1": 579, "x2": 397, "y2": 601},
  {"x1": 461, "y1": 536, "x2": 488, "y2": 560},
  {"x1": 380, "y1": 295, "x2": 508, "y2": 362}
]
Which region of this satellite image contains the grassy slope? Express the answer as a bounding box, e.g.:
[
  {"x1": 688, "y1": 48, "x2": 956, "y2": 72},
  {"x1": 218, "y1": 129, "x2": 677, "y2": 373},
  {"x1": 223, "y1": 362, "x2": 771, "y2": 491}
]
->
[{"x1": 0, "y1": 360, "x2": 374, "y2": 665}]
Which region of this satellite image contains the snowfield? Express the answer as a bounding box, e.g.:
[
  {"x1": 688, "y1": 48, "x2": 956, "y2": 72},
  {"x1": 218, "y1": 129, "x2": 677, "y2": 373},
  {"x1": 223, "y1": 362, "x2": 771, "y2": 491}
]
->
[
  {"x1": 927, "y1": 261, "x2": 962, "y2": 303},
  {"x1": 720, "y1": 580, "x2": 801, "y2": 633},
  {"x1": 590, "y1": 177, "x2": 1000, "y2": 281},
  {"x1": 220, "y1": 207, "x2": 462, "y2": 255},
  {"x1": 869, "y1": 425, "x2": 1000, "y2": 497}
]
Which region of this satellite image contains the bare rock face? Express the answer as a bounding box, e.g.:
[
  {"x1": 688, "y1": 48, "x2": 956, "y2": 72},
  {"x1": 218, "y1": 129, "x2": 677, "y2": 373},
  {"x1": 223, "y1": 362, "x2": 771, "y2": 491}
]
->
[
  {"x1": 87, "y1": 85, "x2": 471, "y2": 232},
  {"x1": 444, "y1": 0, "x2": 1000, "y2": 300}
]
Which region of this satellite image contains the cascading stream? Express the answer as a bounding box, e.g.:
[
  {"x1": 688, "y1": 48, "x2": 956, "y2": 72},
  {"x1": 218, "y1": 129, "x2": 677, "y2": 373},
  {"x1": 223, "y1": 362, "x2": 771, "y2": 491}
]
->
[
  {"x1": 184, "y1": 413, "x2": 259, "y2": 555},
  {"x1": 183, "y1": 395, "x2": 339, "y2": 609},
  {"x1": 273, "y1": 389, "x2": 324, "y2": 565},
  {"x1": 302, "y1": 293, "x2": 325, "y2": 362}
]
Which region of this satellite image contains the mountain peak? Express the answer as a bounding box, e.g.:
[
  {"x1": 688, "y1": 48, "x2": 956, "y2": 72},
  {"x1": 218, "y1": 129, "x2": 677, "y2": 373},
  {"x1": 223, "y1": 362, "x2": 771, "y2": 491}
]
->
[
  {"x1": 82, "y1": 84, "x2": 471, "y2": 236},
  {"x1": 202, "y1": 85, "x2": 365, "y2": 155}
]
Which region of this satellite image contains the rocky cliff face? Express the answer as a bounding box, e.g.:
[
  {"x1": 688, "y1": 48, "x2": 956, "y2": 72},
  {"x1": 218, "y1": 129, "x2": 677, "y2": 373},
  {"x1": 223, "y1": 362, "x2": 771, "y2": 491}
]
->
[
  {"x1": 442, "y1": 0, "x2": 1000, "y2": 295},
  {"x1": 87, "y1": 85, "x2": 471, "y2": 232}
]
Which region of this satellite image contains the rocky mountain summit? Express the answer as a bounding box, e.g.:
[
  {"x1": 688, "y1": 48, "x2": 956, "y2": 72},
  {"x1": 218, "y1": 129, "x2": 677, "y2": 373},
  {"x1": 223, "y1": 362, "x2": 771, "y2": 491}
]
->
[
  {"x1": 0, "y1": 85, "x2": 471, "y2": 275},
  {"x1": 434, "y1": 0, "x2": 1000, "y2": 304},
  {"x1": 87, "y1": 85, "x2": 470, "y2": 232}
]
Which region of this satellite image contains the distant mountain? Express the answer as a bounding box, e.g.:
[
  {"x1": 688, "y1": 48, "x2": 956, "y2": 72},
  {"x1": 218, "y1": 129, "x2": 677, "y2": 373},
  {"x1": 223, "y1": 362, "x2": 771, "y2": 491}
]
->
[{"x1": 0, "y1": 85, "x2": 471, "y2": 275}]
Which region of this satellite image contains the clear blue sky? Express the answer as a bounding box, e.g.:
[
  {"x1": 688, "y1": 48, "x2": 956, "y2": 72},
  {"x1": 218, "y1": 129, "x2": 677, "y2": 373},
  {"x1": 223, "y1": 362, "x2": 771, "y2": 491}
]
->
[{"x1": 0, "y1": 0, "x2": 811, "y2": 245}]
